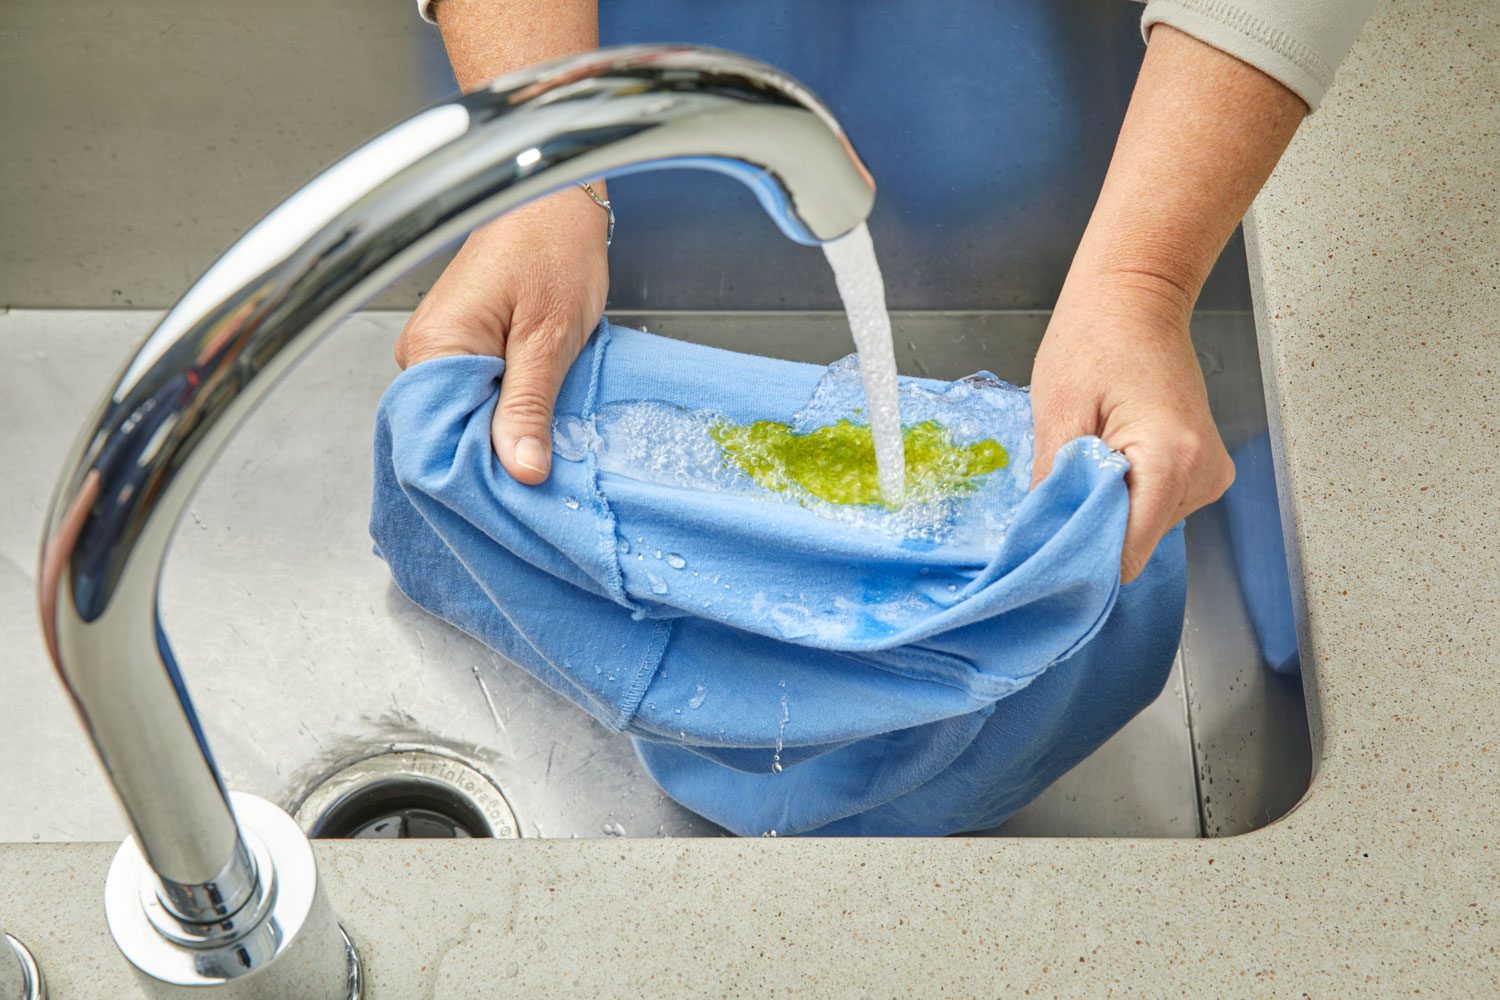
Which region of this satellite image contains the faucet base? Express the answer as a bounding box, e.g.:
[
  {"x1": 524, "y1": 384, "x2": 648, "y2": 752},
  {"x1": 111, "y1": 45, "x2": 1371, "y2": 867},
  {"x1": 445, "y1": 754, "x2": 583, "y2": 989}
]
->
[
  {"x1": 3, "y1": 933, "x2": 45, "y2": 1000},
  {"x1": 105, "y1": 793, "x2": 360, "y2": 999}
]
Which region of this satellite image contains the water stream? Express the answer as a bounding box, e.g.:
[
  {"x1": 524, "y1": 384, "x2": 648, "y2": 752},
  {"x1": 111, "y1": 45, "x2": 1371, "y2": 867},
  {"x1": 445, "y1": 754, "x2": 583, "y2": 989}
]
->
[{"x1": 822, "y1": 222, "x2": 906, "y2": 506}]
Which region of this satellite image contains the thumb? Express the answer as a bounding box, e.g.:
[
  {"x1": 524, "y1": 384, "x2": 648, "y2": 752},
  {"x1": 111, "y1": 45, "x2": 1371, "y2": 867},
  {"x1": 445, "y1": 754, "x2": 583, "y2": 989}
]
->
[
  {"x1": 1118, "y1": 450, "x2": 1185, "y2": 584},
  {"x1": 492, "y1": 326, "x2": 572, "y2": 485}
]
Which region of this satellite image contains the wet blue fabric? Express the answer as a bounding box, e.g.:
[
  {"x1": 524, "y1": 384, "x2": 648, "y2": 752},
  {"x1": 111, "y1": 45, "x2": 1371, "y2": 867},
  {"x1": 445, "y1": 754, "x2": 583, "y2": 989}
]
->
[
  {"x1": 371, "y1": 319, "x2": 1187, "y2": 836},
  {"x1": 1223, "y1": 434, "x2": 1301, "y2": 675}
]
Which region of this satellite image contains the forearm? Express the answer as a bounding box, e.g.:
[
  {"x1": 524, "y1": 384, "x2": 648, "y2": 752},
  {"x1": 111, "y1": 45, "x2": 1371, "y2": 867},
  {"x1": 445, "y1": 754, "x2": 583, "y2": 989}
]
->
[
  {"x1": 402, "y1": 0, "x2": 608, "y2": 482},
  {"x1": 1063, "y1": 23, "x2": 1306, "y2": 321},
  {"x1": 429, "y1": 0, "x2": 598, "y2": 92},
  {"x1": 429, "y1": 0, "x2": 606, "y2": 226}
]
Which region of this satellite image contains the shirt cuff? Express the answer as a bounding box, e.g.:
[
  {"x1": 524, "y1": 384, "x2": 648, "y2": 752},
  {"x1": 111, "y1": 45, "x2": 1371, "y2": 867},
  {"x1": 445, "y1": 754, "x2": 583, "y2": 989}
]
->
[
  {"x1": 1140, "y1": 0, "x2": 1369, "y2": 110},
  {"x1": 417, "y1": 0, "x2": 437, "y2": 25}
]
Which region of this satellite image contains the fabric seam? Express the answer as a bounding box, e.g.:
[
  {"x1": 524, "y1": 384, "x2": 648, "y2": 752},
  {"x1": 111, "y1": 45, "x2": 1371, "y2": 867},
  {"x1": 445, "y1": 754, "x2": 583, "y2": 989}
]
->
[
  {"x1": 1145, "y1": 0, "x2": 1333, "y2": 91},
  {"x1": 1046, "y1": 572, "x2": 1123, "y2": 671},
  {"x1": 583, "y1": 316, "x2": 672, "y2": 732},
  {"x1": 795, "y1": 704, "x2": 998, "y2": 835},
  {"x1": 613, "y1": 619, "x2": 675, "y2": 732},
  {"x1": 584, "y1": 319, "x2": 639, "y2": 610},
  {"x1": 827, "y1": 647, "x2": 1046, "y2": 704},
  {"x1": 379, "y1": 544, "x2": 621, "y2": 729}
]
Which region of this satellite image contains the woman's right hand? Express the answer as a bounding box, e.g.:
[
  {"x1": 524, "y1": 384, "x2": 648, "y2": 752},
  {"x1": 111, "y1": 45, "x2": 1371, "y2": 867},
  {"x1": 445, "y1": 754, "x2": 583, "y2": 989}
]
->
[{"x1": 395, "y1": 185, "x2": 610, "y2": 484}]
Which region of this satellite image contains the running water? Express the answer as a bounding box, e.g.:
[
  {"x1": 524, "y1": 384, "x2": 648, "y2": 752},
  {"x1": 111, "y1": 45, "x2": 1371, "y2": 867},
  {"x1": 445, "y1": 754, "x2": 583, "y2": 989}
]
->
[{"x1": 822, "y1": 223, "x2": 906, "y2": 507}]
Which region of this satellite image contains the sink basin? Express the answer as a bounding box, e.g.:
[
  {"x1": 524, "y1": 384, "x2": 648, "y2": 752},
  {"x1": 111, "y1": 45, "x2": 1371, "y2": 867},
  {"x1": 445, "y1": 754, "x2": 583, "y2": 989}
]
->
[{"x1": 0, "y1": 306, "x2": 1309, "y2": 842}]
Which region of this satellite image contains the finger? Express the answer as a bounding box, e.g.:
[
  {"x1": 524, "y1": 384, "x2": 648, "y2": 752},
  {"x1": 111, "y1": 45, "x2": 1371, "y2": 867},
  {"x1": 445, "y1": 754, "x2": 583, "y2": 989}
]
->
[
  {"x1": 492, "y1": 325, "x2": 572, "y2": 485},
  {"x1": 1118, "y1": 452, "x2": 1187, "y2": 584}
]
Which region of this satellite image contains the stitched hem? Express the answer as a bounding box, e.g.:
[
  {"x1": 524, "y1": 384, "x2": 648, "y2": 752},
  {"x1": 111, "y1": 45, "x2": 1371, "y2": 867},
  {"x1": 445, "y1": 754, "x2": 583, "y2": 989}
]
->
[
  {"x1": 612, "y1": 618, "x2": 675, "y2": 732},
  {"x1": 1145, "y1": 0, "x2": 1333, "y2": 84},
  {"x1": 583, "y1": 319, "x2": 640, "y2": 611},
  {"x1": 828, "y1": 647, "x2": 1045, "y2": 705},
  {"x1": 1045, "y1": 572, "x2": 1122, "y2": 671},
  {"x1": 1142, "y1": 0, "x2": 1331, "y2": 108},
  {"x1": 581, "y1": 316, "x2": 672, "y2": 733}
]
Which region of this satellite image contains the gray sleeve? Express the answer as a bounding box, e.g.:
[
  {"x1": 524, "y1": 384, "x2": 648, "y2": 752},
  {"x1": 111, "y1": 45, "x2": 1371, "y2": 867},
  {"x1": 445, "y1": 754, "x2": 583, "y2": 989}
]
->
[
  {"x1": 417, "y1": 0, "x2": 1374, "y2": 108},
  {"x1": 1138, "y1": 0, "x2": 1379, "y2": 109}
]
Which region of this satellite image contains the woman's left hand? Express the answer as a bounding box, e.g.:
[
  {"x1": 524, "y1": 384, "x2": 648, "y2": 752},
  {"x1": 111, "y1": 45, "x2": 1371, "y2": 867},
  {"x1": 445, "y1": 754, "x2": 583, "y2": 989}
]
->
[{"x1": 1029, "y1": 272, "x2": 1234, "y2": 583}]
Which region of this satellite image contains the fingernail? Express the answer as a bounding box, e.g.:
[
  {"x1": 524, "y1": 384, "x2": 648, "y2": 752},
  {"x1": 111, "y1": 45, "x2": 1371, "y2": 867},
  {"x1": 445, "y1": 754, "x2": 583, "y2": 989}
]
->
[{"x1": 513, "y1": 435, "x2": 549, "y2": 474}]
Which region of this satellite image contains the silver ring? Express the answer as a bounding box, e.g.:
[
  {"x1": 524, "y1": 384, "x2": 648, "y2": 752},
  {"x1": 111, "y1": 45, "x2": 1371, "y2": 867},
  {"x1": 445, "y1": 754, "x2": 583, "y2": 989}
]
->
[{"x1": 578, "y1": 180, "x2": 615, "y2": 248}]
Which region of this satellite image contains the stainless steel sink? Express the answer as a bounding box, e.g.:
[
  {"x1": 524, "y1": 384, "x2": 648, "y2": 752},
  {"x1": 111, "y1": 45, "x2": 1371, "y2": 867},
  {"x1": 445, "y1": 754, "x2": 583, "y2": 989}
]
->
[{"x1": 0, "y1": 305, "x2": 1309, "y2": 842}]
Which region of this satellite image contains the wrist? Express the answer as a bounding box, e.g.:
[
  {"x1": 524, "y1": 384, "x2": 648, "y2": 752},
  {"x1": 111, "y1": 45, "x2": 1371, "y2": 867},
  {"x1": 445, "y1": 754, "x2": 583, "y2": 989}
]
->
[
  {"x1": 1056, "y1": 249, "x2": 1198, "y2": 338},
  {"x1": 469, "y1": 185, "x2": 609, "y2": 249}
]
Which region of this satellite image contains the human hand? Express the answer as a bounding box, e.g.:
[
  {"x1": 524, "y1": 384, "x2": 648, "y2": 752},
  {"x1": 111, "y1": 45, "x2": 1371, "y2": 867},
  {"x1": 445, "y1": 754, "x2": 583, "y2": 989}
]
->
[
  {"x1": 395, "y1": 186, "x2": 609, "y2": 484},
  {"x1": 1029, "y1": 273, "x2": 1234, "y2": 583},
  {"x1": 1023, "y1": 20, "x2": 1306, "y2": 583}
]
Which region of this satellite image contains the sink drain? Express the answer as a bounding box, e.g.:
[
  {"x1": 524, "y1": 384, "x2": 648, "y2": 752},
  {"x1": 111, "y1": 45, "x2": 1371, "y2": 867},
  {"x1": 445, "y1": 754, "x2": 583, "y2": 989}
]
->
[{"x1": 293, "y1": 750, "x2": 519, "y2": 840}]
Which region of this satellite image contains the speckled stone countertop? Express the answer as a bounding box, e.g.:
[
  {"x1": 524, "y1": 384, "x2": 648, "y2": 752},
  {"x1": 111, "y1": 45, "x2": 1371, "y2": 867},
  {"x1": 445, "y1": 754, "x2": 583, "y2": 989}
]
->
[{"x1": 2, "y1": 2, "x2": 1495, "y2": 995}]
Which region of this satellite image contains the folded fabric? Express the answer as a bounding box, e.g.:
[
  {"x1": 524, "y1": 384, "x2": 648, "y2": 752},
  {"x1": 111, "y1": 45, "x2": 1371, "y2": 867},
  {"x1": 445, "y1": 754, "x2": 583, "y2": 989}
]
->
[
  {"x1": 371, "y1": 319, "x2": 1187, "y2": 836},
  {"x1": 1223, "y1": 433, "x2": 1301, "y2": 675}
]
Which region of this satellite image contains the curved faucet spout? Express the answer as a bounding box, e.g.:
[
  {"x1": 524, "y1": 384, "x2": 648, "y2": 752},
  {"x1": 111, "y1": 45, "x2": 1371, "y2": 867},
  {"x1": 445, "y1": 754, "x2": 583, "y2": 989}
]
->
[{"x1": 38, "y1": 43, "x2": 873, "y2": 992}]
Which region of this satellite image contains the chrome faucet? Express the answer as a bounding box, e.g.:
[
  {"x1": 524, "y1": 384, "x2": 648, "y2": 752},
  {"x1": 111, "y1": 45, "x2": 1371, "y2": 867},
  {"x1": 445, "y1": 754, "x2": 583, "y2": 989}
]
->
[
  {"x1": 39, "y1": 44, "x2": 873, "y2": 997},
  {"x1": 2, "y1": 934, "x2": 43, "y2": 1000}
]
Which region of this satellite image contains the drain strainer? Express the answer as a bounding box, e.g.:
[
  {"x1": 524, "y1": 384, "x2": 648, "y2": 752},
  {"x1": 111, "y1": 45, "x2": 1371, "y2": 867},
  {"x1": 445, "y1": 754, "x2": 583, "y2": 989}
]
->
[{"x1": 294, "y1": 750, "x2": 519, "y2": 840}]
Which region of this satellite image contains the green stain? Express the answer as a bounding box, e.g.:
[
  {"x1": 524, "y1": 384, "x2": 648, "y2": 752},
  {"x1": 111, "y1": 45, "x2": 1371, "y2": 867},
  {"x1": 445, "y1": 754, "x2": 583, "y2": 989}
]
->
[{"x1": 710, "y1": 418, "x2": 1008, "y2": 507}]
